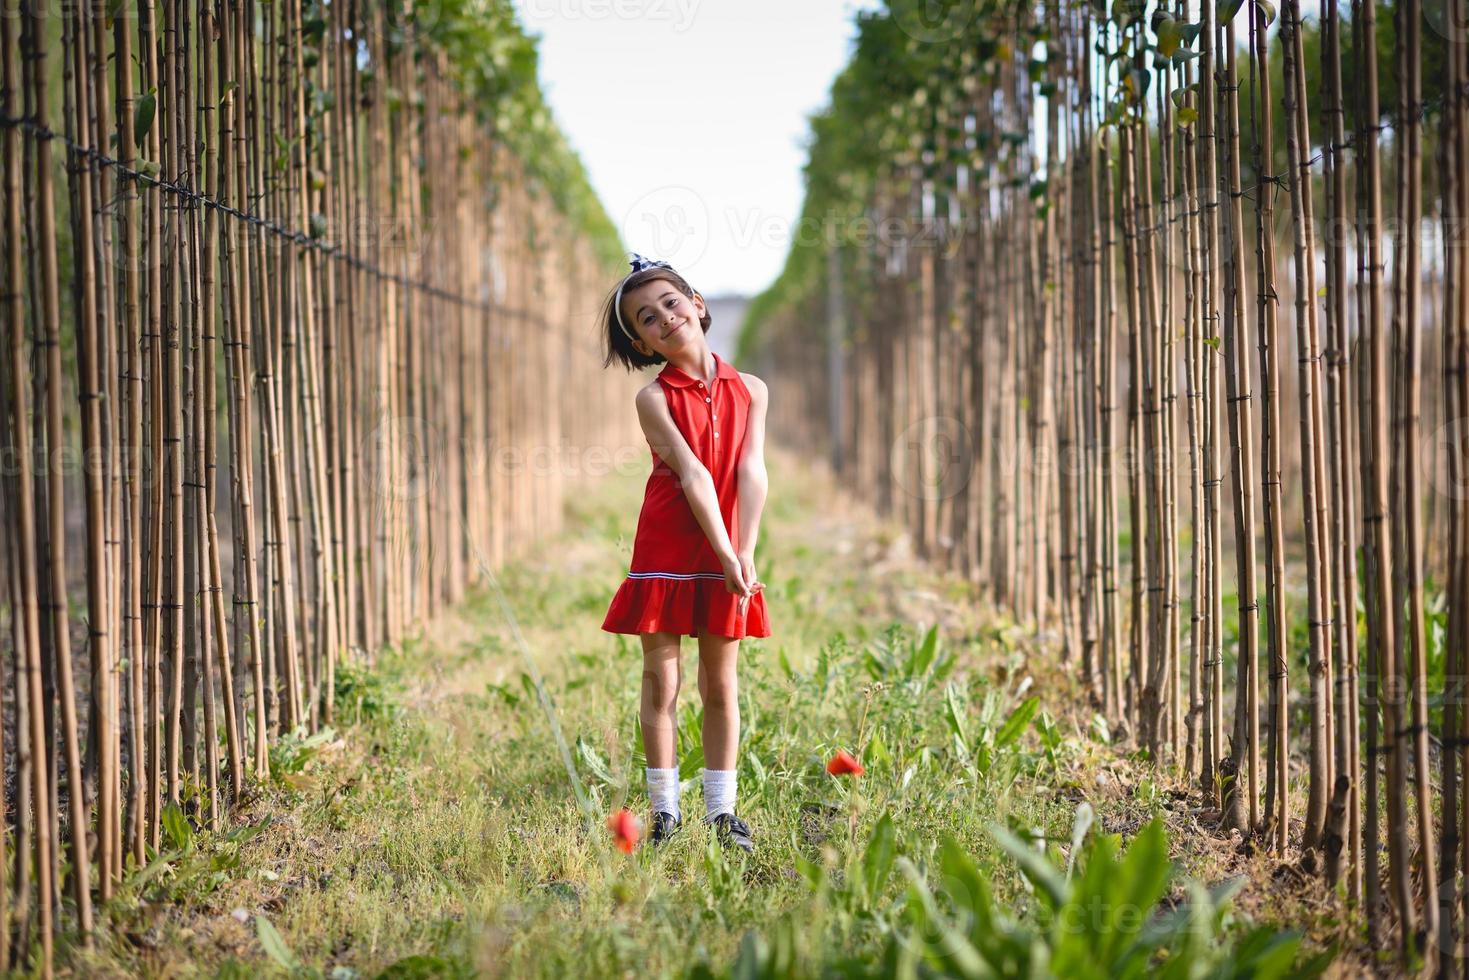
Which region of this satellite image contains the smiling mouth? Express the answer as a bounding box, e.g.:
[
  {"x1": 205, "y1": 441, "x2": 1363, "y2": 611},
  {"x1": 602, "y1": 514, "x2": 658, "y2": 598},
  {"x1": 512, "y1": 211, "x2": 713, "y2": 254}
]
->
[{"x1": 662, "y1": 321, "x2": 685, "y2": 340}]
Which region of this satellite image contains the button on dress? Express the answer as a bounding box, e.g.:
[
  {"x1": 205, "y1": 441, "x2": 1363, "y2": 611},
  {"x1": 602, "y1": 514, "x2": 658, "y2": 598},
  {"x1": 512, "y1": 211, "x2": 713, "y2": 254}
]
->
[{"x1": 601, "y1": 351, "x2": 771, "y2": 640}]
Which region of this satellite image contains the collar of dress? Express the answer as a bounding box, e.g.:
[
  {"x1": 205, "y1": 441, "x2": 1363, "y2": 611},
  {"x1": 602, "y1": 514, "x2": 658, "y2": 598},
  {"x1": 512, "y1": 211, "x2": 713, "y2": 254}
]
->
[{"x1": 658, "y1": 351, "x2": 738, "y2": 389}]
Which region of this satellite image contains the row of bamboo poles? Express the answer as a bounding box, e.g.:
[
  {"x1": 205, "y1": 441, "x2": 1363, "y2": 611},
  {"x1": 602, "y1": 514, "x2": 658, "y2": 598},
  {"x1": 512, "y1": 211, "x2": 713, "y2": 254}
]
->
[
  {"x1": 0, "y1": 0, "x2": 625, "y2": 970},
  {"x1": 751, "y1": 0, "x2": 1466, "y2": 967}
]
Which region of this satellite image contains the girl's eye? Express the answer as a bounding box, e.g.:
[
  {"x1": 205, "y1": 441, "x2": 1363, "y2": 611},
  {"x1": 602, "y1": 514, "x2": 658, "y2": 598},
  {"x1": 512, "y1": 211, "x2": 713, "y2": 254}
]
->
[{"x1": 643, "y1": 299, "x2": 677, "y2": 326}]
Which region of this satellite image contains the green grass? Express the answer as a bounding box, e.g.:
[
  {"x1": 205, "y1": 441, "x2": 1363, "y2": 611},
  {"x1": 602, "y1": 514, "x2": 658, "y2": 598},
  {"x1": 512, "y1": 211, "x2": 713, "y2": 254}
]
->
[{"x1": 55, "y1": 451, "x2": 1331, "y2": 979}]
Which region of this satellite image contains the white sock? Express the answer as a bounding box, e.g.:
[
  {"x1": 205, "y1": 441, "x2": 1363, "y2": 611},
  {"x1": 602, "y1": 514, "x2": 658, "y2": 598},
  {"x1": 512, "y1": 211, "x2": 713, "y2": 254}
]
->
[
  {"x1": 703, "y1": 767, "x2": 736, "y2": 819},
  {"x1": 646, "y1": 767, "x2": 681, "y2": 821}
]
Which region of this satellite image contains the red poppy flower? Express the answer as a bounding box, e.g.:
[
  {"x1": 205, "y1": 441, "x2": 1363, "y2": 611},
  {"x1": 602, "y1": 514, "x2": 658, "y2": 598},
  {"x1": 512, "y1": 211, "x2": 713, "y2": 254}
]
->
[
  {"x1": 826, "y1": 749, "x2": 865, "y2": 777},
  {"x1": 607, "y1": 808, "x2": 640, "y2": 853}
]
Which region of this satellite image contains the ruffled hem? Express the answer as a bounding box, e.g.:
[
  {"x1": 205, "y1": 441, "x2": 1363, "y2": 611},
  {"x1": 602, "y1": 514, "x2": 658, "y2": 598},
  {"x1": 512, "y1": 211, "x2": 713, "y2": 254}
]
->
[{"x1": 601, "y1": 575, "x2": 771, "y2": 640}]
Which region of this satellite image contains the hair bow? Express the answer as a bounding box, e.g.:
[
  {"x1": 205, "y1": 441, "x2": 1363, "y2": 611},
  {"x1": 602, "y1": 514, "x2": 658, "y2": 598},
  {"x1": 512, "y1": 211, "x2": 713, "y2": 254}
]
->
[
  {"x1": 629, "y1": 252, "x2": 672, "y2": 275},
  {"x1": 614, "y1": 252, "x2": 677, "y2": 343}
]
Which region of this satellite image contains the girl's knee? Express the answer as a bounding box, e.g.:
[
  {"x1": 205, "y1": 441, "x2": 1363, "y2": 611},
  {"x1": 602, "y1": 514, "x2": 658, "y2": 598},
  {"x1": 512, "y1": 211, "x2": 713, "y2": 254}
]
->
[
  {"x1": 699, "y1": 674, "x2": 738, "y2": 711},
  {"x1": 642, "y1": 661, "x2": 681, "y2": 712}
]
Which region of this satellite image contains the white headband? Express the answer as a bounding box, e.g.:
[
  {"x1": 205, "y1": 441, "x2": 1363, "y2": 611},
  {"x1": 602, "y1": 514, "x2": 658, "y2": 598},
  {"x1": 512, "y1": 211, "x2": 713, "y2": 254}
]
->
[{"x1": 614, "y1": 251, "x2": 679, "y2": 344}]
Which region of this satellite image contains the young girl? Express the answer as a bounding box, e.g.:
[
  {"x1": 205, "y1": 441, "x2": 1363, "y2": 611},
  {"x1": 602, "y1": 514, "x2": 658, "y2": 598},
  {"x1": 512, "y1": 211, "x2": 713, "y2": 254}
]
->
[{"x1": 599, "y1": 253, "x2": 770, "y2": 854}]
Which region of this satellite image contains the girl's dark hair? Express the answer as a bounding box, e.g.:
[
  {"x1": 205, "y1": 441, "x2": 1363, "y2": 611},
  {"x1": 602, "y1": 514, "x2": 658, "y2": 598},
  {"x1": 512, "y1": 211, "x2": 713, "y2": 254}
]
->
[{"x1": 599, "y1": 267, "x2": 713, "y2": 372}]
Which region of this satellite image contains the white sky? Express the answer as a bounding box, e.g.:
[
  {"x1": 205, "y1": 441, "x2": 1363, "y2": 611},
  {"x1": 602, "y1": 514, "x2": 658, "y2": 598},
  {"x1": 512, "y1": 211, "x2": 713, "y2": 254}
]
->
[{"x1": 514, "y1": 0, "x2": 883, "y2": 297}]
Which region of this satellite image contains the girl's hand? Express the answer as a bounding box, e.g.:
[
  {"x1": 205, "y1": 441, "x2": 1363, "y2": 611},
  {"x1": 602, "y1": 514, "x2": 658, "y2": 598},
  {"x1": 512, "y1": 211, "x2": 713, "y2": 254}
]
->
[
  {"x1": 736, "y1": 552, "x2": 764, "y2": 620},
  {"x1": 737, "y1": 553, "x2": 764, "y2": 598},
  {"x1": 720, "y1": 551, "x2": 752, "y2": 598}
]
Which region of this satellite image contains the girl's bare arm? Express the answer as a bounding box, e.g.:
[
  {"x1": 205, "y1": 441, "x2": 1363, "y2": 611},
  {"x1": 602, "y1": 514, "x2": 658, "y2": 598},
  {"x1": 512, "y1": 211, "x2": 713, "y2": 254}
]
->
[
  {"x1": 635, "y1": 384, "x2": 742, "y2": 569},
  {"x1": 735, "y1": 373, "x2": 769, "y2": 558}
]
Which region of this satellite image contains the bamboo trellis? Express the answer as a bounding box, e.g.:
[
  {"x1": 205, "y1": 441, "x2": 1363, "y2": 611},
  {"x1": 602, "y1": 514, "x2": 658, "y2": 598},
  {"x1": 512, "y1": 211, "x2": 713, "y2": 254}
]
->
[
  {"x1": 0, "y1": 0, "x2": 628, "y2": 970},
  {"x1": 748, "y1": 0, "x2": 1468, "y2": 967}
]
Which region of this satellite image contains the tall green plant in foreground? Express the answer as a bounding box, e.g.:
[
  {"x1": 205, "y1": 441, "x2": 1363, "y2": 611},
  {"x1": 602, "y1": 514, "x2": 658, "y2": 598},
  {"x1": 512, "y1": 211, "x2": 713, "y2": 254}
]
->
[{"x1": 699, "y1": 812, "x2": 1333, "y2": 979}]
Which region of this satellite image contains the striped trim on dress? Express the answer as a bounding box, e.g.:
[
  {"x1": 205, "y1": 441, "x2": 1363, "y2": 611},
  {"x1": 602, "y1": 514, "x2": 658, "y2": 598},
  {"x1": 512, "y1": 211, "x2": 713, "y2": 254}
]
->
[{"x1": 625, "y1": 571, "x2": 726, "y2": 581}]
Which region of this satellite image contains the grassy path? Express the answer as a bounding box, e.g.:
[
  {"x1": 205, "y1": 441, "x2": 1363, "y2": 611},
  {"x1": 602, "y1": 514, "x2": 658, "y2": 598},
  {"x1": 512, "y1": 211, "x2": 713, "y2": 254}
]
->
[{"x1": 70, "y1": 450, "x2": 1334, "y2": 978}]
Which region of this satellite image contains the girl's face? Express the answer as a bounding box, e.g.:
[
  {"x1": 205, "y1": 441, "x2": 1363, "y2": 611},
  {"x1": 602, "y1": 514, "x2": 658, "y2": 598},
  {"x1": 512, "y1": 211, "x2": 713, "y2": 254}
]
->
[{"x1": 621, "y1": 279, "x2": 707, "y2": 359}]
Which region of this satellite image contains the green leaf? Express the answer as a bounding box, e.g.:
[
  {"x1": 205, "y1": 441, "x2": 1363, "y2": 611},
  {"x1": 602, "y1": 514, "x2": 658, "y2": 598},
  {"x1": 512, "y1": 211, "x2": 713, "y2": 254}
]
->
[
  {"x1": 944, "y1": 681, "x2": 969, "y2": 751},
  {"x1": 863, "y1": 731, "x2": 891, "y2": 766},
  {"x1": 223, "y1": 814, "x2": 273, "y2": 844},
  {"x1": 995, "y1": 696, "x2": 1040, "y2": 749},
  {"x1": 910, "y1": 625, "x2": 938, "y2": 677},
  {"x1": 989, "y1": 823, "x2": 1067, "y2": 908},
  {"x1": 134, "y1": 88, "x2": 157, "y2": 147},
  {"x1": 1220, "y1": 0, "x2": 1247, "y2": 21},
  {"x1": 161, "y1": 803, "x2": 192, "y2": 852},
  {"x1": 1116, "y1": 819, "x2": 1175, "y2": 921},
  {"x1": 1176, "y1": 106, "x2": 1200, "y2": 127},
  {"x1": 1113, "y1": 0, "x2": 1148, "y2": 27},
  {"x1": 777, "y1": 646, "x2": 795, "y2": 680},
  {"x1": 1137, "y1": 874, "x2": 1244, "y2": 948},
  {"x1": 746, "y1": 748, "x2": 767, "y2": 788},
  {"x1": 862, "y1": 812, "x2": 897, "y2": 901},
  {"x1": 975, "y1": 738, "x2": 993, "y2": 776},
  {"x1": 575, "y1": 734, "x2": 614, "y2": 786},
  {"x1": 486, "y1": 681, "x2": 519, "y2": 708},
  {"x1": 129, "y1": 849, "x2": 183, "y2": 888},
  {"x1": 1257, "y1": 0, "x2": 1277, "y2": 24},
  {"x1": 1126, "y1": 67, "x2": 1152, "y2": 103},
  {"x1": 255, "y1": 915, "x2": 302, "y2": 972},
  {"x1": 897, "y1": 855, "x2": 989, "y2": 976},
  {"x1": 935, "y1": 836, "x2": 1007, "y2": 962},
  {"x1": 1067, "y1": 803, "x2": 1095, "y2": 881},
  {"x1": 1155, "y1": 15, "x2": 1186, "y2": 56}
]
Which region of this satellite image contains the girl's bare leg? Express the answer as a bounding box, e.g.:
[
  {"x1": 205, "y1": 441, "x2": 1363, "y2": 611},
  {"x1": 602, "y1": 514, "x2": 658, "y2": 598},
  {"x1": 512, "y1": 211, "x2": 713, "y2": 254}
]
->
[
  {"x1": 697, "y1": 632, "x2": 741, "y2": 769},
  {"x1": 640, "y1": 632, "x2": 683, "y2": 769}
]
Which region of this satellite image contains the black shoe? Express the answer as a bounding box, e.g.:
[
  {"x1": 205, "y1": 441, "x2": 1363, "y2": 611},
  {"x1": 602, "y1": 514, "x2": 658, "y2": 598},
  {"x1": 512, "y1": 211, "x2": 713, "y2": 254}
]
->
[
  {"x1": 650, "y1": 810, "x2": 682, "y2": 846},
  {"x1": 707, "y1": 811, "x2": 755, "y2": 854}
]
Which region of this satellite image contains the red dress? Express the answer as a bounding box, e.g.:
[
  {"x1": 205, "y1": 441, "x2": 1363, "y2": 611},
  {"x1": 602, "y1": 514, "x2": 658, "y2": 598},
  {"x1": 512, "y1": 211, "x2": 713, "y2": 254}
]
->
[{"x1": 602, "y1": 351, "x2": 771, "y2": 640}]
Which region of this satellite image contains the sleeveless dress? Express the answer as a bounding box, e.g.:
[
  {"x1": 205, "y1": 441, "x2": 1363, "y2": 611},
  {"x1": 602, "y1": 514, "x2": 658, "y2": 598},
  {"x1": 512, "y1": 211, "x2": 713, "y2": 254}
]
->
[{"x1": 601, "y1": 351, "x2": 772, "y2": 640}]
